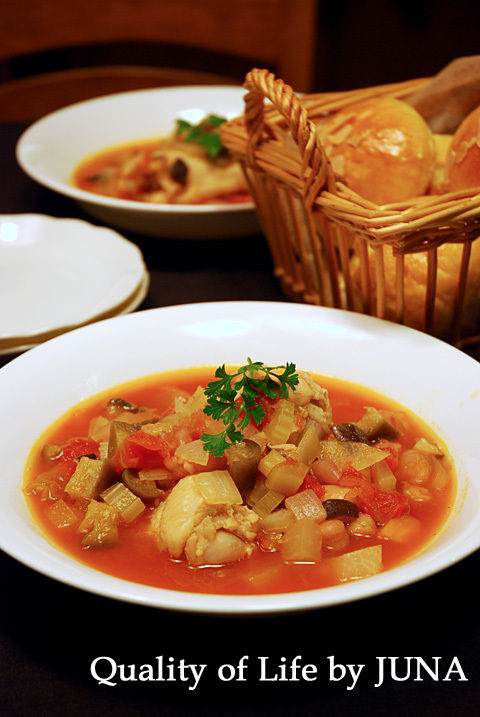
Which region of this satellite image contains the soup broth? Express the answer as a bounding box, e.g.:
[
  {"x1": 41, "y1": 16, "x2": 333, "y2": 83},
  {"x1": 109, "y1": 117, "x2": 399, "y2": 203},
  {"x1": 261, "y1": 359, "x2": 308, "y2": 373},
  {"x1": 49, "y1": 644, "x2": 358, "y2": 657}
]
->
[{"x1": 23, "y1": 367, "x2": 455, "y2": 595}]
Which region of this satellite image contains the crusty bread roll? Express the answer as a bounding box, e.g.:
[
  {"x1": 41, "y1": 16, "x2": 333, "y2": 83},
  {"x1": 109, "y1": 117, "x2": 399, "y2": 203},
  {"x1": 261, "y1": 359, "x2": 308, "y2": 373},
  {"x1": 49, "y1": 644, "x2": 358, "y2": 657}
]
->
[
  {"x1": 321, "y1": 97, "x2": 435, "y2": 205},
  {"x1": 445, "y1": 105, "x2": 480, "y2": 190},
  {"x1": 349, "y1": 238, "x2": 480, "y2": 337},
  {"x1": 430, "y1": 133, "x2": 453, "y2": 193}
]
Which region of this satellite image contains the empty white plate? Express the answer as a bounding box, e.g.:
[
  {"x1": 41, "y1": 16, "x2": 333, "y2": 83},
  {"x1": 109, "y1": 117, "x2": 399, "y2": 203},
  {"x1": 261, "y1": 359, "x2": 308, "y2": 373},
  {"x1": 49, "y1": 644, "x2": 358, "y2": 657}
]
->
[{"x1": 0, "y1": 214, "x2": 147, "y2": 351}]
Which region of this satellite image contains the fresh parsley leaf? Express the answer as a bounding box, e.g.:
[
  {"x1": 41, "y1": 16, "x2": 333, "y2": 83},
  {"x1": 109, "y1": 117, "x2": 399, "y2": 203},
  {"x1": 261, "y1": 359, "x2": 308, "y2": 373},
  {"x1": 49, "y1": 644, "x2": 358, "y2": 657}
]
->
[
  {"x1": 175, "y1": 115, "x2": 227, "y2": 159},
  {"x1": 200, "y1": 359, "x2": 299, "y2": 457}
]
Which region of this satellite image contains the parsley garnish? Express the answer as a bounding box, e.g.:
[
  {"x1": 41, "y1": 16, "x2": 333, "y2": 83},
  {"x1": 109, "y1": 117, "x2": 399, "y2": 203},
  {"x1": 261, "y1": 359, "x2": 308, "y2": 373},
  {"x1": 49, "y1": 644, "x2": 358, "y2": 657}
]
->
[
  {"x1": 200, "y1": 359, "x2": 299, "y2": 456},
  {"x1": 175, "y1": 114, "x2": 227, "y2": 159}
]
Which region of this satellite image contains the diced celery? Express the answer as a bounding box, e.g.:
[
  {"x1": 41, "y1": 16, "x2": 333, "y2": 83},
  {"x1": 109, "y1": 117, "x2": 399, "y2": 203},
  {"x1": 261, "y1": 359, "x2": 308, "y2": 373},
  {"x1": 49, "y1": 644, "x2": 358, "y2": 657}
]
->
[
  {"x1": 252, "y1": 489, "x2": 285, "y2": 518},
  {"x1": 101, "y1": 482, "x2": 145, "y2": 522},
  {"x1": 65, "y1": 457, "x2": 115, "y2": 500},
  {"x1": 258, "y1": 449, "x2": 286, "y2": 478},
  {"x1": 264, "y1": 399, "x2": 296, "y2": 444},
  {"x1": 266, "y1": 461, "x2": 308, "y2": 496},
  {"x1": 246, "y1": 476, "x2": 268, "y2": 507}
]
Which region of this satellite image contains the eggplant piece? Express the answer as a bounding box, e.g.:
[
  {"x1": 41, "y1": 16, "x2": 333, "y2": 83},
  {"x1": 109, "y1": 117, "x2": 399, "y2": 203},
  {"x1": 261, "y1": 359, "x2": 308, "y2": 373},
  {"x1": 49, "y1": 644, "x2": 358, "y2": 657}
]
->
[
  {"x1": 170, "y1": 158, "x2": 188, "y2": 185},
  {"x1": 121, "y1": 469, "x2": 163, "y2": 501},
  {"x1": 65, "y1": 457, "x2": 115, "y2": 500},
  {"x1": 225, "y1": 439, "x2": 261, "y2": 494},
  {"x1": 106, "y1": 397, "x2": 142, "y2": 417},
  {"x1": 322, "y1": 499, "x2": 359, "y2": 522},
  {"x1": 78, "y1": 500, "x2": 119, "y2": 548},
  {"x1": 331, "y1": 422, "x2": 369, "y2": 444},
  {"x1": 107, "y1": 420, "x2": 139, "y2": 458},
  {"x1": 355, "y1": 407, "x2": 400, "y2": 442}
]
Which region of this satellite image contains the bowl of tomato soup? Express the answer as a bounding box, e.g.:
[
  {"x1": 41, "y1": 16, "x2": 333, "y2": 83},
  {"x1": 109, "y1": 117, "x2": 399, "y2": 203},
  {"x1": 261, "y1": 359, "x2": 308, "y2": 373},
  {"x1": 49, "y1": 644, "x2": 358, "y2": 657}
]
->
[
  {"x1": 16, "y1": 87, "x2": 258, "y2": 239},
  {"x1": 0, "y1": 302, "x2": 478, "y2": 614}
]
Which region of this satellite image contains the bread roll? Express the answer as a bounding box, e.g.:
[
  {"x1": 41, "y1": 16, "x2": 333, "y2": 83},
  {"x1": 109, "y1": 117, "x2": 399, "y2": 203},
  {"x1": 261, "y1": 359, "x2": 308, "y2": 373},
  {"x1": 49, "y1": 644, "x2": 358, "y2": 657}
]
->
[
  {"x1": 321, "y1": 97, "x2": 435, "y2": 205},
  {"x1": 349, "y1": 238, "x2": 480, "y2": 337},
  {"x1": 430, "y1": 133, "x2": 453, "y2": 193},
  {"x1": 445, "y1": 104, "x2": 480, "y2": 190}
]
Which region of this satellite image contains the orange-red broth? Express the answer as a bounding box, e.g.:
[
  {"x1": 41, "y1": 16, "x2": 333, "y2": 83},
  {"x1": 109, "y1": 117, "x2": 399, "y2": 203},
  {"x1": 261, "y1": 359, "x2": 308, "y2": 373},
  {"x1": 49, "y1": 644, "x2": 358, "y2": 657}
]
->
[
  {"x1": 23, "y1": 368, "x2": 455, "y2": 595},
  {"x1": 73, "y1": 139, "x2": 251, "y2": 204}
]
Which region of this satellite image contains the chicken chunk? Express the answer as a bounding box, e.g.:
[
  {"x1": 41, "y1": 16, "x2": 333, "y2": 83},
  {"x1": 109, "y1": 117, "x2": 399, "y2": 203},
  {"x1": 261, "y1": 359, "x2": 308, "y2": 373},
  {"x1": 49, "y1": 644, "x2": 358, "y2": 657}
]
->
[
  {"x1": 184, "y1": 506, "x2": 259, "y2": 566},
  {"x1": 150, "y1": 470, "x2": 259, "y2": 565},
  {"x1": 289, "y1": 371, "x2": 332, "y2": 435}
]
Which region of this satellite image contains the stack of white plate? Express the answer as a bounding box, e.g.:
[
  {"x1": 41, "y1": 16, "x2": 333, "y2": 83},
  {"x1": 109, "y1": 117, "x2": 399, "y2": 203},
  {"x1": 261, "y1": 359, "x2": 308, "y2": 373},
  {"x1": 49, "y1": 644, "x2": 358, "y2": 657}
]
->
[{"x1": 0, "y1": 214, "x2": 149, "y2": 355}]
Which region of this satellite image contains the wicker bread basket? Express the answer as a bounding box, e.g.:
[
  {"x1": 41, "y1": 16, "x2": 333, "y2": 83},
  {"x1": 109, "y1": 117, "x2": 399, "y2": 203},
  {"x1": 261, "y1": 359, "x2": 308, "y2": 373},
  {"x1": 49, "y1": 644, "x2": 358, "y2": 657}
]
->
[{"x1": 221, "y1": 68, "x2": 480, "y2": 345}]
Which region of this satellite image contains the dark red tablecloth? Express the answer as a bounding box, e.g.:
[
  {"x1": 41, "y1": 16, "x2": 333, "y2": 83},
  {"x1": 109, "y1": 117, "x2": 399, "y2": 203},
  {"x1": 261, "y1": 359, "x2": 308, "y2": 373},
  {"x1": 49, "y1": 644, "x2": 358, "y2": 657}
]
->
[{"x1": 1, "y1": 123, "x2": 479, "y2": 717}]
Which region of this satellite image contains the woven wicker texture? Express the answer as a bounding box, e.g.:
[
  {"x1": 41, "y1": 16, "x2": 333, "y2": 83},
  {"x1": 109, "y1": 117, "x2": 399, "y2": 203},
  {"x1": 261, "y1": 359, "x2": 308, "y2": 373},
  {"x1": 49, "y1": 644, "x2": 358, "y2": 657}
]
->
[{"x1": 221, "y1": 68, "x2": 480, "y2": 344}]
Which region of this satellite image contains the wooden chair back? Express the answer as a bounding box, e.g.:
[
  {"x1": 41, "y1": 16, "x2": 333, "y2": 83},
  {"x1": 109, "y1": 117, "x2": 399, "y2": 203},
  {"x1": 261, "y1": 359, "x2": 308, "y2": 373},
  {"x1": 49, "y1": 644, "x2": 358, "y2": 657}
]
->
[{"x1": 0, "y1": 0, "x2": 317, "y2": 121}]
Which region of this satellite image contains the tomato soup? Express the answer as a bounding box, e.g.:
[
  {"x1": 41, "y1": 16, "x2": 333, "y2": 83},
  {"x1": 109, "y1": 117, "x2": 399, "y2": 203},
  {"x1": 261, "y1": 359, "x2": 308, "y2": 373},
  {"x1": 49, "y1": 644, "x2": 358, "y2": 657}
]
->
[{"x1": 23, "y1": 367, "x2": 455, "y2": 595}]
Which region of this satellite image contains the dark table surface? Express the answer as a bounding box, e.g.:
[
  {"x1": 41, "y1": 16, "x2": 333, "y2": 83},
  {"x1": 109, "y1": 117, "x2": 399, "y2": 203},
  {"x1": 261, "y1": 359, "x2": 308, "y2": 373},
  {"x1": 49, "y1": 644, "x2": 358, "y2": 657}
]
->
[{"x1": 1, "y1": 123, "x2": 479, "y2": 717}]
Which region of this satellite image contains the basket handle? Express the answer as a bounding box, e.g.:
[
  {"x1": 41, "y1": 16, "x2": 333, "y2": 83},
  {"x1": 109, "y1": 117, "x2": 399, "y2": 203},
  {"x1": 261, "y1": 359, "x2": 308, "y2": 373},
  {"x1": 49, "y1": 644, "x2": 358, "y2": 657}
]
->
[{"x1": 243, "y1": 68, "x2": 337, "y2": 202}]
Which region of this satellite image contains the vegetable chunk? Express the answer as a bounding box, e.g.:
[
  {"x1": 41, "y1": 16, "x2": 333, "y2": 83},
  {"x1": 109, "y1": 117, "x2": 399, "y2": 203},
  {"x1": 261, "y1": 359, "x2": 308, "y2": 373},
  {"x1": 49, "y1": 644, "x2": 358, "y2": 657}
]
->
[
  {"x1": 332, "y1": 545, "x2": 383, "y2": 581},
  {"x1": 65, "y1": 457, "x2": 115, "y2": 500},
  {"x1": 78, "y1": 500, "x2": 120, "y2": 548}
]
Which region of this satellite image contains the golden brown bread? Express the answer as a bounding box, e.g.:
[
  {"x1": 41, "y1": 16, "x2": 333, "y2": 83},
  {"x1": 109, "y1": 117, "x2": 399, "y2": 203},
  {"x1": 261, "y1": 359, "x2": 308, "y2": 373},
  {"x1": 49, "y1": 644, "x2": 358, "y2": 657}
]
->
[
  {"x1": 321, "y1": 97, "x2": 435, "y2": 205},
  {"x1": 349, "y1": 238, "x2": 480, "y2": 337},
  {"x1": 445, "y1": 104, "x2": 480, "y2": 191},
  {"x1": 430, "y1": 133, "x2": 453, "y2": 193}
]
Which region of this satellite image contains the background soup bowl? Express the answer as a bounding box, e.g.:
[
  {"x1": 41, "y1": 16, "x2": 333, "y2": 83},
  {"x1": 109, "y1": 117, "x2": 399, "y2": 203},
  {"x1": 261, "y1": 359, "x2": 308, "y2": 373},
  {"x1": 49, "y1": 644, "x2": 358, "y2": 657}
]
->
[
  {"x1": 15, "y1": 86, "x2": 258, "y2": 239},
  {"x1": 0, "y1": 301, "x2": 479, "y2": 615}
]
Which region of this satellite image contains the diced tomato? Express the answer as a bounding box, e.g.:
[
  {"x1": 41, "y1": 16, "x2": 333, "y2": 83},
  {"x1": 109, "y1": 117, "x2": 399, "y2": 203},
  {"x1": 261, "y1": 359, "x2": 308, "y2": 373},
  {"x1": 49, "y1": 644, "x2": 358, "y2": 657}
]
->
[
  {"x1": 338, "y1": 465, "x2": 408, "y2": 523},
  {"x1": 299, "y1": 474, "x2": 325, "y2": 501},
  {"x1": 58, "y1": 437, "x2": 99, "y2": 462},
  {"x1": 47, "y1": 437, "x2": 100, "y2": 479},
  {"x1": 355, "y1": 482, "x2": 409, "y2": 523},
  {"x1": 375, "y1": 439, "x2": 400, "y2": 472},
  {"x1": 184, "y1": 410, "x2": 208, "y2": 440},
  {"x1": 117, "y1": 430, "x2": 171, "y2": 470},
  {"x1": 338, "y1": 467, "x2": 368, "y2": 488}
]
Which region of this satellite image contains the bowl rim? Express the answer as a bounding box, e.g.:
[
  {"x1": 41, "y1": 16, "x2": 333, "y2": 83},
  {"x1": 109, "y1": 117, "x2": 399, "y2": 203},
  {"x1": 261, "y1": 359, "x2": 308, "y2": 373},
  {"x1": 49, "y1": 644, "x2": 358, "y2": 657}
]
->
[
  {"x1": 15, "y1": 85, "x2": 256, "y2": 216},
  {"x1": 1, "y1": 300, "x2": 480, "y2": 615}
]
